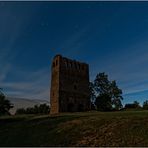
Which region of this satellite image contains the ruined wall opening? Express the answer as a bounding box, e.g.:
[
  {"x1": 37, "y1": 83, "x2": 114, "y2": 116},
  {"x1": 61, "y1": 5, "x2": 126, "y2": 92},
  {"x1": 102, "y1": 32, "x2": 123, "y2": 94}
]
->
[
  {"x1": 67, "y1": 103, "x2": 74, "y2": 112},
  {"x1": 78, "y1": 104, "x2": 84, "y2": 112},
  {"x1": 52, "y1": 62, "x2": 55, "y2": 67},
  {"x1": 74, "y1": 84, "x2": 77, "y2": 90}
]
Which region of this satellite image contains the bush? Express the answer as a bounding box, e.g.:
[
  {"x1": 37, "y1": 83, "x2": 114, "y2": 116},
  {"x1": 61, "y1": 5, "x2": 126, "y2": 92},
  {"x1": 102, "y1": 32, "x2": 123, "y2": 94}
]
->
[
  {"x1": 15, "y1": 108, "x2": 26, "y2": 114},
  {"x1": 15, "y1": 104, "x2": 50, "y2": 115}
]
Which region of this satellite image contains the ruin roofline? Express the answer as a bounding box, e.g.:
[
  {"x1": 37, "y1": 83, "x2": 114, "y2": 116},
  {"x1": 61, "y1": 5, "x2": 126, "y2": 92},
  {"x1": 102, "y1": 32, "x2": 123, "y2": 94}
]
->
[{"x1": 53, "y1": 54, "x2": 89, "y2": 66}]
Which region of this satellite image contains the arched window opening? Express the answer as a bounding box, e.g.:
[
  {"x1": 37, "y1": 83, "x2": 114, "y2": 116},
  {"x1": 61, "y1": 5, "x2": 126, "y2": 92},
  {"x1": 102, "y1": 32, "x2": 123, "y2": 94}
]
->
[
  {"x1": 82, "y1": 65, "x2": 85, "y2": 70},
  {"x1": 67, "y1": 103, "x2": 74, "y2": 112},
  {"x1": 78, "y1": 104, "x2": 84, "y2": 112},
  {"x1": 78, "y1": 64, "x2": 80, "y2": 70},
  {"x1": 52, "y1": 62, "x2": 55, "y2": 67},
  {"x1": 74, "y1": 84, "x2": 77, "y2": 90}
]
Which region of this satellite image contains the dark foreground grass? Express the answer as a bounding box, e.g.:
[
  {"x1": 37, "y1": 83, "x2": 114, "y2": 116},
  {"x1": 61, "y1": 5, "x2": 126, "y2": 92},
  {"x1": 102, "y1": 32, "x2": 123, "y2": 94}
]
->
[{"x1": 0, "y1": 111, "x2": 148, "y2": 147}]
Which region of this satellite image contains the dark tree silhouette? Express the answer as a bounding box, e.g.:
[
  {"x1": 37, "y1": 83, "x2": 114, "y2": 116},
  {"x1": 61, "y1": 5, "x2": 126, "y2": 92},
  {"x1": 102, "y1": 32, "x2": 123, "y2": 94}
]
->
[
  {"x1": 110, "y1": 80, "x2": 123, "y2": 110},
  {"x1": 89, "y1": 82, "x2": 96, "y2": 102},
  {"x1": 0, "y1": 88, "x2": 13, "y2": 115},
  {"x1": 15, "y1": 108, "x2": 26, "y2": 114},
  {"x1": 133, "y1": 101, "x2": 141, "y2": 108},
  {"x1": 95, "y1": 94, "x2": 112, "y2": 111},
  {"x1": 15, "y1": 104, "x2": 50, "y2": 115},
  {"x1": 90, "y1": 102, "x2": 96, "y2": 110},
  {"x1": 92, "y1": 72, "x2": 123, "y2": 111},
  {"x1": 143, "y1": 100, "x2": 148, "y2": 110},
  {"x1": 89, "y1": 82, "x2": 96, "y2": 110}
]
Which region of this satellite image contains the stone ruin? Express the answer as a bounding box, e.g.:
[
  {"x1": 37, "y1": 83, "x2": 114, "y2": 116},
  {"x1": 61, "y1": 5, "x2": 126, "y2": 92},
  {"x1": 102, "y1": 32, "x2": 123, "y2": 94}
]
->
[{"x1": 50, "y1": 55, "x2": 90, "y2": 114}]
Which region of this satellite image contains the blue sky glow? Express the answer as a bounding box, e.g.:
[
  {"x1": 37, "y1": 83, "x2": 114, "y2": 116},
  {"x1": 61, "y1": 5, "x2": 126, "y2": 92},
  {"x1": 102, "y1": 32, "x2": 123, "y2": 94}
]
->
[{"x1": 1, "y1": 2, "x2": 148, "y2": 105}]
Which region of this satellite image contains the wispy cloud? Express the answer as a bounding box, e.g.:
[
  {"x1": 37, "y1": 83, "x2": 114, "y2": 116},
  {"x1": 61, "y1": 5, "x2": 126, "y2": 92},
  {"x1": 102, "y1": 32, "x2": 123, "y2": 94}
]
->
[
  {"x1": 1, "y1": 67, "x2": 50, "y2": 100},
  {"x1": 0, "y1": 4, "x2": 33, "y2": 82},
  {"x1": 56, "y1": 22, "x2": 95, "y2": 59},
  {"x1": 0, "y1": 4, "x2": 50, "y2": 100},
  {"x1": 0, "y1": 64, "x2": 11, "y2": 82},
  {"x1": 8, "y1": 23, "x2": 92, "y2": 100},
  {"x1": 90, "y1": 39, "x2": 148, "y2": 96}
]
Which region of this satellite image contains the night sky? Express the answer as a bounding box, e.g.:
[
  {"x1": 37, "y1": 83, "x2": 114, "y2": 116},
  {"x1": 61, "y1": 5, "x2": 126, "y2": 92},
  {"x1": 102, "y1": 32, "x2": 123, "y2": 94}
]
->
[{"x1": 1, "y1": 1, "x2": 148, "y2": 105}]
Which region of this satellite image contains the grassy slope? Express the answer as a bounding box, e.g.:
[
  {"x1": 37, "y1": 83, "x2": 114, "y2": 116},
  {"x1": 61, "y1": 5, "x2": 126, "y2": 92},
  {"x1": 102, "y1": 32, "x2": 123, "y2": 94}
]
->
[{"x1": 0, "y1": 111, "x2": 148, "y2": 147}]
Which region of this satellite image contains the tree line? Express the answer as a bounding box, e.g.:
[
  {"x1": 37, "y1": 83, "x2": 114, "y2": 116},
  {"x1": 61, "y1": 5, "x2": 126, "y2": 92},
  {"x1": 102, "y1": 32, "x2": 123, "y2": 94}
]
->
[
  {"x1": 89, "y1": 72, "x2": 148, "y2": 111},
  {"x1": 15, "y1": 104, "x2": 50, "y2": 115},
  {"x1": 0, "y1": 88, "x2": 50, "y2": 115},
  {"x1": 1, "y1": 72, "x2": 148, "y2": 115}
]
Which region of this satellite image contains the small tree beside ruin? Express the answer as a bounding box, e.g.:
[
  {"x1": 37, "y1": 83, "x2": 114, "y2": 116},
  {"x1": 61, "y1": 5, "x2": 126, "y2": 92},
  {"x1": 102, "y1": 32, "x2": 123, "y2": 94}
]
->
[{"x1": 90, "y1": 72, "x2": 123, "y2": 111}]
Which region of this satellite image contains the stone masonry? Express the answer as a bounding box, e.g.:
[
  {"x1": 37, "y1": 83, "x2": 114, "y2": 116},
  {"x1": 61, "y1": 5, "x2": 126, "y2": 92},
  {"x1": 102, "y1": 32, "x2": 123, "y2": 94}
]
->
[{"x1": 50, "y1": 55, "x2": 90, "y2": 114}]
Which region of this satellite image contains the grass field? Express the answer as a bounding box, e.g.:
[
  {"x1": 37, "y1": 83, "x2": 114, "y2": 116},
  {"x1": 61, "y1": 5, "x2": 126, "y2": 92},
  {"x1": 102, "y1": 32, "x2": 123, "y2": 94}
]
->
[{"x1": 0, "y1": 111, "x2": 148, "y2": 147}]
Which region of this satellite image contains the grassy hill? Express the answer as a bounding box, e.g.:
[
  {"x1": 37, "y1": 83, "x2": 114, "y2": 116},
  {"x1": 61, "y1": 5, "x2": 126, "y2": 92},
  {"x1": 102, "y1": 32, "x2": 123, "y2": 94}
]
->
[{"x1": 0, "y1": 111, "x2": 148, "y2": 147}]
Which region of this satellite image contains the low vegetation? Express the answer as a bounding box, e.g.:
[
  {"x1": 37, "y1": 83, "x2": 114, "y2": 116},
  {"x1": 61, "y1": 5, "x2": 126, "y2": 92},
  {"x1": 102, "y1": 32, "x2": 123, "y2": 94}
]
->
[
  {"x1": 15, "y1": 104, "x2": 50, "y2": 115},
  {"x1": 0, "y1": 111, "x2": 148, "y2": 147}
]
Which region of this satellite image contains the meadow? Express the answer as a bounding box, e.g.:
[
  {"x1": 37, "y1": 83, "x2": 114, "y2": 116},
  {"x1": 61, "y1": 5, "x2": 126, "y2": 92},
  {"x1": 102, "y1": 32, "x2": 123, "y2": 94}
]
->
[{"x1": 0, "y1": 111, "x2": 148, "y2": 147}]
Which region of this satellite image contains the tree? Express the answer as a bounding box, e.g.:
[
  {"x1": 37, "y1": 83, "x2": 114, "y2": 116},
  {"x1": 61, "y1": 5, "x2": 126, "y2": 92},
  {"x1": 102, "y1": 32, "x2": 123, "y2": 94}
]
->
[
  {"x1": 95, "y1": 94, "x2": 112, "y2": 111},
  {"x1": 90, "y1": 102, "x2": 96, "y2": 110},
  {"x1": 15, "y1": 108, "x2": 26, "y2": 114},
  {"x1": 0, "y1": 88, "x2": 13, "y2": 115},
  {"x1": 93, "y1": 72, "x2": 123, "y2": 111},
  {"x1": 133, "y1": 101, "x2": 140, "y2": 108},
  {"x1": 89, "y1": 82, "x2": 97, "y2": 110},
  {"x1": 38, "y1": 104, "x2": 50, "y2": 114},
  {"x1": 89, "y1": 82, "x2": 96, "y2": 103},
  {"x1": 110, "y1": 80, "x2": 123, "y2": 110},
  {"x1": 143, "y1": 100, "x2": 148, "y2": 110}
]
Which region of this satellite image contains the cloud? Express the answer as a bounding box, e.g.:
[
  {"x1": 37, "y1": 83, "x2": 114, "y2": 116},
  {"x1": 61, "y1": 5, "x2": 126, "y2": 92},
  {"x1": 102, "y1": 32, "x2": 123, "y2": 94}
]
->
[
  {"x1": 1, "y1": 67, "x2": 50, "y2": 100},
  {"x1": 0, "y1": 5, "x2": 35, "y2": 82},
  {"x1": 56, "y1": 23, "x2": 93, "y2": 58},
  {"x1": 0, "y1": 64, "x2": 12, "y2": 82},
  {"x1": 0, "y1": 4, "x2": 50, "y2": 100},
  {"x1": 89, "y1": 39, "x2": 148, "y2": 96}
]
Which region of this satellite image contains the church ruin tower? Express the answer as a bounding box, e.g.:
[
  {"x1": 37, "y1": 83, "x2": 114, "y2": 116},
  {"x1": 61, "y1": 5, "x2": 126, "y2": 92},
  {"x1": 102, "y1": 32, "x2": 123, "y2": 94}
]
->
[{"x1": 50, "y1": 55, "x2": 90, "y2": 114}]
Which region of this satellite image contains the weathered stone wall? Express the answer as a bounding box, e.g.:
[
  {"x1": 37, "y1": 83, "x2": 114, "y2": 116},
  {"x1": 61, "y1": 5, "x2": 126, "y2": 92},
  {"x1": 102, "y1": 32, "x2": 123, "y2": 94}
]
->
[
  {"x1": 50, "y1": 55, "x2": 61, "y2": 114},
  {"x1": 50, "y1": 55, "x2": 90, "y2": 114}
]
